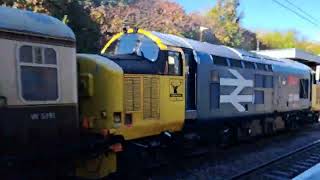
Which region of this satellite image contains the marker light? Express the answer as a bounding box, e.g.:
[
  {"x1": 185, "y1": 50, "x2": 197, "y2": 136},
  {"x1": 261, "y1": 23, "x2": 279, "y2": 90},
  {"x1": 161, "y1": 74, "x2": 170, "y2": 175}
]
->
[
  {"x1": 113, "y1": 112, "x2": 122, "y2": 123},
  {"x1": 110, "y1": 143, "x2": 123, "y2": 153},
  {"x1": 82, "y1": 116, "x2": 89, "y2": 129}
]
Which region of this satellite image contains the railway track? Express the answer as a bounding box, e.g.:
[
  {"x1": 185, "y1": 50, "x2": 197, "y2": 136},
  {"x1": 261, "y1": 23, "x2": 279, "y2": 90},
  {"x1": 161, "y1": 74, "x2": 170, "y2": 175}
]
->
[{"x1": 231, "y1": 140, "x2": 320, "y2": 180}]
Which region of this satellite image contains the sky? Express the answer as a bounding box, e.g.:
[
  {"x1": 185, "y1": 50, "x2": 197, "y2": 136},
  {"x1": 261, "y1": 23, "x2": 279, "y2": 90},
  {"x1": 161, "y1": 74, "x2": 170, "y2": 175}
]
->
[{"x1": 174, "y1": 0, "x2": 320, "y2": 42}]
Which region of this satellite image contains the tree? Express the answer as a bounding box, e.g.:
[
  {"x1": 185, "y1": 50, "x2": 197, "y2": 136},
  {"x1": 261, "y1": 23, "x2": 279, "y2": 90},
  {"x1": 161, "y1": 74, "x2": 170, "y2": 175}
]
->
[
  {"x1": 257, "y1": 31, "x2": 320, "y2": 54},
  {"x1": 241, "y1": 29, "x2": 258, "y2": 50},
  {"x1": 0, "y1": 0, "x2": 101, "y2": 53},
  {"x1": 88, "y1": 0, "x2": 204, "y2": 43},
  {"x1": 206, "y1": 0, "x2": 244, "y2": 47},
  {"x1": 257, "y1": 31, "x2": 296, "y2": 49}
]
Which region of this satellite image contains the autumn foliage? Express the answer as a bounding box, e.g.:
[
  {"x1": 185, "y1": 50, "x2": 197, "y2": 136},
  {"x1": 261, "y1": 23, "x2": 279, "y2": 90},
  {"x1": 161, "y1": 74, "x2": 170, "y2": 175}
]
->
[
  {"x1": 1, "y1": 0, "x2": 319, "y2": 55},
  {"x1": 258, "y1": 31, "x2": 320, "y2": 54}
]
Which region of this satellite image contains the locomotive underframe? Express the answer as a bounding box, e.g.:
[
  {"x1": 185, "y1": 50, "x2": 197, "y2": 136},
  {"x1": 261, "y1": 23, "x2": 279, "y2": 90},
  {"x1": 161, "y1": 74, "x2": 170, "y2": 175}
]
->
[{"x1": 113, "y1": 108, "x2": 319, "y2": 178}]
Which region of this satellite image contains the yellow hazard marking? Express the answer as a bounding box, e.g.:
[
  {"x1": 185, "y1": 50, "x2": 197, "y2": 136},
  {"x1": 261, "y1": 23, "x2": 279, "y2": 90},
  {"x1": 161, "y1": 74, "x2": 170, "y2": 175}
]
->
[
  {"x1": 100, "y1": 29, "x2": 167, "y2": 54},
  {"x1": 100, "y1": 32, "x2": 124, "y2": 54}
]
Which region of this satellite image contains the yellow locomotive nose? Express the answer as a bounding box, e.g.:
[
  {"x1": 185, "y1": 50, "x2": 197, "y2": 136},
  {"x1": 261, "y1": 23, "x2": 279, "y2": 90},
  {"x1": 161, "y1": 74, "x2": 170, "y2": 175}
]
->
[
  {"x1": 76, "y1": 54, "x2": 124, "y2": 178},
  {"x1": 77, "y1": 54, "x2": 124, "y2": 134}
]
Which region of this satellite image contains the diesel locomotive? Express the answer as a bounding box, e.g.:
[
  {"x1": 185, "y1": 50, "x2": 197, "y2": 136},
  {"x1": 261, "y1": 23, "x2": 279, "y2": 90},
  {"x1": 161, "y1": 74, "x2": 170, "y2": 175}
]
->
[
  {"x1": 78, "y1": 29, "x2": 320, "y2": 177},
  {"x1": 1, "y1": 7, "x2": 320, "y2": 179}
]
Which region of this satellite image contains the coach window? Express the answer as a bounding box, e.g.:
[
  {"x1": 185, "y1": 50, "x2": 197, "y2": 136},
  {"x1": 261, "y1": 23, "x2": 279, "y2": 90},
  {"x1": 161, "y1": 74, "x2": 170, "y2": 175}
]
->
[
  {"x1": 244, "y1": 61, "x2": 255, "y2": 69},
  {"x1": 19, "y1": 46, "x2": 59, "y2": 101},
  {"x1": 213, "y1": 56, "x2": 228, "y2": 66},
  {"x1": 167, "y1": 51, "x2": 182, "y2": 76},
  {"x1": 20, "y1": 46, "x2": 33, "y2": 63},
  {"x1": 45, "y1": 48, "x2": 57, "y2": 64},
  {"x1": 299, "y1": 79, "x2": 309, "y2": 99},
  {"x1": 229, "y1": 59, "x2": 243, "y2": 68}
]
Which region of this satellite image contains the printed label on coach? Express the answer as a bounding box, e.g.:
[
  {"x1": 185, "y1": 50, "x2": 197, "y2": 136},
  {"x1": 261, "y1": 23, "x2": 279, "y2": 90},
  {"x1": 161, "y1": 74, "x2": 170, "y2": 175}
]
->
[
  {"x1": 169, "y1": 79, "x2": 183, "y2": 101},
  {"x1": 30, "y1": 112, "x2": 56, "y2": 120}
]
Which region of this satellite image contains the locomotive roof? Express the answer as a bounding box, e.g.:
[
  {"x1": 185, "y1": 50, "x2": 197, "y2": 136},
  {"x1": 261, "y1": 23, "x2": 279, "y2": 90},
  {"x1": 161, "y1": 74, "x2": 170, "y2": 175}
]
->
[
  {"x1": 150, "y1": 31, "x2": 311, "y2": 75},
  {"x1": 101, "y1": 29, "x2": 311, "y2": 76},
  {"x1": 0, "y1": 7, "x2": 75, "y2": 41}
]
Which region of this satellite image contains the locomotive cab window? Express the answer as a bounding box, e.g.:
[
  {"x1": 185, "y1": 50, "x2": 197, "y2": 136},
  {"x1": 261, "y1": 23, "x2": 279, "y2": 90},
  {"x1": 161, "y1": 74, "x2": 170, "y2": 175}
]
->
[
  {"x1": 18, "y1": 45, "x2": 59, "y2": 101},
  {"x1": 105, "y1": 33, "x2": 159, "y2": 62},
  {"x1": 167, "y1": 51, "x2": 182, "y2": 76}
]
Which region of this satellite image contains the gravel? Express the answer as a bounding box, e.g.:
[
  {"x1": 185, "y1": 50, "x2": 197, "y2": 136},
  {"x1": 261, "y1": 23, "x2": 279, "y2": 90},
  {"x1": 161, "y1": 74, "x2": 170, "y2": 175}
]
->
[{"x1": 148, "y1": 123, "x2": 320, "y2": 180}]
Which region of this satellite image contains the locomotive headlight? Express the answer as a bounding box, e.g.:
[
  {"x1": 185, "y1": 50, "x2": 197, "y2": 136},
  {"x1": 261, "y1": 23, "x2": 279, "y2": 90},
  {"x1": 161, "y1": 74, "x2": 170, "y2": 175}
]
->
[
  {"x1": 113, "y1": 112, "x2": 122, "y2": 123},
  {"x1": 0, "y1": 96, "x2": 6, "y2": 107}
]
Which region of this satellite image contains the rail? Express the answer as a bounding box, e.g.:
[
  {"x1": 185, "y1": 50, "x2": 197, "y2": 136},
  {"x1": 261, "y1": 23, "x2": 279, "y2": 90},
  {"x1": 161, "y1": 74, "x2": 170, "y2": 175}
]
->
[{"x1": 231, "y1": 140, "x2": 320, "y2": 179}]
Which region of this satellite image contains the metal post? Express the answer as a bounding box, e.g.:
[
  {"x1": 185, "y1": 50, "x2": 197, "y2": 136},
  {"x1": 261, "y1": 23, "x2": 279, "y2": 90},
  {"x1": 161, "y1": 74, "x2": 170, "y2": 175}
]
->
[{"x1": 200, "y1": 26, "x2": 209, "y2": 42}]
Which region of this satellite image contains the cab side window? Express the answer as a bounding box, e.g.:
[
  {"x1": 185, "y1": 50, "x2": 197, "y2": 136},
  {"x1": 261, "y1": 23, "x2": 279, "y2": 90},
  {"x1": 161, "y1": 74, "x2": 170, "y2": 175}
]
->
[{"x1": 167, "y1": 51, "x2": 182, "y2": 76}]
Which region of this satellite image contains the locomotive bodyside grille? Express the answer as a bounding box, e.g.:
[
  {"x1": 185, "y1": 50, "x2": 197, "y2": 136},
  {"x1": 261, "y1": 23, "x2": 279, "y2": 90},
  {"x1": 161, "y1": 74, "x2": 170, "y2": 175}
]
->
[
  {"x1": 124, "y1": 76, "x2": 141, "y2": 112},
  {"x1": 143, "y1": 77, "x2": 160, "y2": 119}
]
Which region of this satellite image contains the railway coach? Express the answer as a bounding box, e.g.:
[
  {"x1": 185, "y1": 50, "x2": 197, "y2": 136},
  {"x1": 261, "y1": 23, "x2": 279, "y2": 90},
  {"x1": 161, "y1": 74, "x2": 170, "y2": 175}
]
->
[
  {"x1": 0, "y1": 7, "x2": 118, "y2": 178},
  {"x1": 77, "y1": 28, "x2": 320, "y2": 178},
  {"x1": 0, "y1": 7, "x2": 120, "y2": 178},
  {"x1": 0, "y1": 7, "x2": 78, "y2": 157}
]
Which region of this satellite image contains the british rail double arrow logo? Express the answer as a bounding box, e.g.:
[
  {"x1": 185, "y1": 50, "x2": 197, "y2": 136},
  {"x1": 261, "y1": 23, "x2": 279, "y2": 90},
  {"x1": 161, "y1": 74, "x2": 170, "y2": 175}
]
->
[{"x1": 220, "y1": 69, "x2": 254, "y2": 112}]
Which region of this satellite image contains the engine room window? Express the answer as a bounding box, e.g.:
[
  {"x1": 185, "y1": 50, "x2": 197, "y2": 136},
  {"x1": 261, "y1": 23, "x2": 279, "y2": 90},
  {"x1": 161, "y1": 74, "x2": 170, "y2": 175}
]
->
[
  {"x1": 255, "y1": 74, "x2": 264, "y2": 88},
  {"x1": 299, "y1": 79, "x2": 309, "y2": 99},
  {"x1": 244, "y1": 61, "x2": 255, "y2": 69},
  {"x1": 257, "y1": 63, "x2": 267, "y2": 71},
  {"x1": 105, "y1": 34, "x2": 159, "y2": 62},
  {"x1": 264, "y1": 75, "x2": 274, "y2": 88},
  {"x1": 196, "y1": 52, "x2": 212, "y2": 64},
  {"x1": 254, "y1": 90, "x2": 264, "y2": 104},
  {"x1": 229, "y1": 59, "x2": 243, "y2": 68},
  {"x1": 167, "y1": 51, "x2": 182, "y2": 76},
  {"x1": 19, "y1": 46, "x2": 59, "y2": 101},
  {"x1": 213, "y1": 56, "x2": 228, "y2": 66}
]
